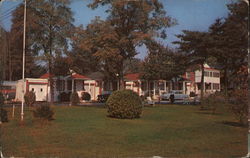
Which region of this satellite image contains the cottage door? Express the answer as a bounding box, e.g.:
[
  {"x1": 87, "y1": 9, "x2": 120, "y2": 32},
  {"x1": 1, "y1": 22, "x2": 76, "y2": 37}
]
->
[{"x1": 29, "y1": 84, "x2": 47, "y2": 101}]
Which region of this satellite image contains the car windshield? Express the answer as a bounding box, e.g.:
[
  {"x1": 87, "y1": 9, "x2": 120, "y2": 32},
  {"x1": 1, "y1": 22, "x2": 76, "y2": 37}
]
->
[{"x1": 102, "y1": 91, "x2": 112, "y2": 95}]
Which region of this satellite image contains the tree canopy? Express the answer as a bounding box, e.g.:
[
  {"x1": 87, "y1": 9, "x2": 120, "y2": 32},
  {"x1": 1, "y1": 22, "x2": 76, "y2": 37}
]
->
[{"x1": 79, "y1": 0, "x2": 176, "y2": 88}]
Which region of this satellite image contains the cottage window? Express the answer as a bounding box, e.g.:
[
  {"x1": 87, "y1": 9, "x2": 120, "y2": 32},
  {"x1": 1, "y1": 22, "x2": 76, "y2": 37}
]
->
[
  {"x1": 213, "y1": 72, "x2": 220, "y2": 78},
  {"x1": 213, "y1": 83, "x2": 220, "y2": 90},
  {"x1": 159, "y1": 82, "x2": 165, "y2": 90},
  {"x1": 204, "y1": 71, "x2": 209, "y2": 77},
  {"x1": 210, "y1": 72, "x2": 213, "y2": 77}
]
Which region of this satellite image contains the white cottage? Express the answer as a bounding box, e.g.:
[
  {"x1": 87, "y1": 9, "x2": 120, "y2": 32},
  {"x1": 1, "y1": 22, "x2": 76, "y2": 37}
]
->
[{"x1": 15, "y1": 78, "x2": 49, "y2": 102}]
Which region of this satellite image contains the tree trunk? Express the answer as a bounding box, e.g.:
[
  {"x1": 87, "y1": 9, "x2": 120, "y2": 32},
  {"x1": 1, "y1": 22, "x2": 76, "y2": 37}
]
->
[
  {"x1": 49, "y1": 59, "x2": 54, "y2": 103},
  {"x1": 223, "y1": 67, "x2": 228, "y2": 96},
  {"x1": 119, "y1": 60, "x2": 125, "y2": 90}
]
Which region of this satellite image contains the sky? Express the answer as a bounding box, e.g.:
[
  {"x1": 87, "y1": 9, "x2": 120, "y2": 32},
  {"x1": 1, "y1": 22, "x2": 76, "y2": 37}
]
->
[{"x1": 0, "y1": 0, "x2": 233, "y2": 59}]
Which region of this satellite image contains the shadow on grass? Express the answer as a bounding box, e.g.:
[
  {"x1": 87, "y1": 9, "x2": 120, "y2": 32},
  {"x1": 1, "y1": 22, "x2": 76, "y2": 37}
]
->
[
  {"x1": 220, "y1": 121, "x2": 247, "y2": 128},
  {"x1": 195, "y1": 111, "x2": 221, "y2": 115}
]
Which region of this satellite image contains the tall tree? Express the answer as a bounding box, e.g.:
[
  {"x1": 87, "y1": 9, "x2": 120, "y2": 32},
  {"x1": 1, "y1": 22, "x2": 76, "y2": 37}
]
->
[
  {"x1": 69, "y1": 25, "x2": 100, "y2": 75},
  {"x1": 9, "y1": 0, "x2": 74, "y2": 102},
  {"x1": 209, "y1": 0, "x2": 248, "y2": 93},
  {"x1": 81, "y1": 0, "x2": 175, "y2": 89},
  {"x1": 173, "y1": 31, "x2": 211, "y2": 100},
  {"x1": 141, "y1": 42, "x2": 187, "y2": 81}
]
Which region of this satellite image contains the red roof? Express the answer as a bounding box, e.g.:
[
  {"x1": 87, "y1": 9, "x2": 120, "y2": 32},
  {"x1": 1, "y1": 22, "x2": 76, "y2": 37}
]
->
[
  {"x1": 204, "y1": 67, "x2": 220, "y2": 71},
  {"x1": 71, "y1": 73, "x2": 89, "y2": 80},
  {"x1": 124, "y1": 73, "x2": 140, "y2": 81},
  {"x1": 40, "y1": 73, "x2": 54, "y2": 79}
]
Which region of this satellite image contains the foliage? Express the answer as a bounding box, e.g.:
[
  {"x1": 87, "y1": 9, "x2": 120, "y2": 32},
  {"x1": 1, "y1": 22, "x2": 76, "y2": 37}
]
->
[
  {"x1": 24, "y1": 91, "x2": 36, "y2": 107},
  {"x1": 80, "y1": 0, "x2": 176, "y2": 88},
  {"x1": 141, "y1": 42, "x2": 187, "y2": 81},
  {"x1": 33, "y1": 105, "x2": 54, "y2": 121},
  {"x1": 0, "y1": 92, "x2": 4, "y2": 105},
  {"x1": 201, "y1": 92, "x2": 227, "y2": 114},
  {"x1": 106, "y1": 90, "x2": 142, "y2": 119},
  {"x1": 70, "y1": 92, "x2": 80, "y2": 105},
  {"x1": 174, "y1": 30, "x2": 213, "y2": 99},
  {"x1": 208, "y1": 1, "x2": 248, "y2": 93},
  {"x1": 228, "y1": 89, "x2": 248, "y2": 125},
  {"x1": 10, "y1": 0, "x2": 74, "y2": 101},
  {"x1": 0, "y1": 92, "x2": 8, "y2": 123},
  {"x1": 58, "y1": 92, "x2": 71, "y2": 102},
  {"x1": 81, "y1": 92, "x2": 91, "y2": 101},
  {"x1": 0, "y1": 108, "x2": 8, "y2": 123}
]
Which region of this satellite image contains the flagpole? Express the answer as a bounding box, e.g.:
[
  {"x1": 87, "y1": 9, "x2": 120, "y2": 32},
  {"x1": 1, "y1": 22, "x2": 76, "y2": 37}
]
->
[{"x1": 21, "y1": 0, "x2": 26, "y2": 122}]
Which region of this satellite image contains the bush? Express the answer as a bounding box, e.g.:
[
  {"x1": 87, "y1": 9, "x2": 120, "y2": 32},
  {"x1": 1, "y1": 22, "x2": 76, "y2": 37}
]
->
[
  {"x1": 228, "y1": 89, "x2": 248, "y2": 125},
  {"x1": 201, "y1": 92, "x2": 228, "y2": 113},
  {"x1": 33, "y1": 105, "x2": 54, "y2": 121},
  {"x1": 0, "y1": 92, "x2": 4, "y2": 105},
  {"x1": 0, "y1": 93, "x2": 8, "y2": 123},
  {"x1": 0, "y1": 108, "x2": 8, "y2": 123},
  {"x1": 106, "y1": 90, "x2": 143, "y2": 119},
  {"x1": 81, "y1": 92, "x2": 91, "y2": 101},
  {"x1": 58, "y1": 92, "x2": 71, "y2": 102},
  {"x1": 70, "y1": 92, "x2": 79, "y2": 105},
  {"x1": 24, "y1": 91, "x2": 36, "y2": 107}
]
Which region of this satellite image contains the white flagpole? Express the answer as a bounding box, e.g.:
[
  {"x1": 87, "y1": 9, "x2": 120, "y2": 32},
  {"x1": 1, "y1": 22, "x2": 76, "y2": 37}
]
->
[{"x1": 21, "y1": 0, "x2": 26, "y2": 122}]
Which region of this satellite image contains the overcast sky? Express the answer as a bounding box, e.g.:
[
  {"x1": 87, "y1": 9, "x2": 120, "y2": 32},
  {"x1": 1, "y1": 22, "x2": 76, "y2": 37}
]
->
[{"x1": 0, "y1": 0, "x2": 233, "y2": 59}]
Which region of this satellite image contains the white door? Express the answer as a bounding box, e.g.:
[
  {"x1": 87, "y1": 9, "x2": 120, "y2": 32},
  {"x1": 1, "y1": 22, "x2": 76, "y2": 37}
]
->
[{"x1": 29, "y1": 84, "x2": 47, "y2": 101}]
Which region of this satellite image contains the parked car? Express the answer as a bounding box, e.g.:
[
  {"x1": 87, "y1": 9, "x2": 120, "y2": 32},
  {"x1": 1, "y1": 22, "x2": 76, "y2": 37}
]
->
[
  {"x1": 97, "y1": 91, "x2": 112, "y2": 103},
  {"x1": 160, "y1": 90, "x2": 189, "y2": 103}
]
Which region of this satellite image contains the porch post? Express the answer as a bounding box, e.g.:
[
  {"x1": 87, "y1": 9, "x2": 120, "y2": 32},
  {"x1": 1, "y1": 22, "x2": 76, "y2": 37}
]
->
[
  {"x1": 138, "y1": 80, "x2": 141, "y2": 96},
  {"x1": 147, "y1": 80, "x2": 150, "y2": 97},
  {"x1": 72, "y1": 79, "x2": 74, "y2": 92},
  {"x1": 153, "y1": 80, "x2": 156, "y2": 98},
  {"x1": 183, "y1": 81, "x2": 185, "y2": 94},
  {"x1": 164, "y1": 81, "x2": 166, "y2": 92},
  {"x1": 117, "y1": 80, "x2": 119, "y2": 90},
  {"x1": 89, "y1": 82, "x2": 91, "y2": 94}
]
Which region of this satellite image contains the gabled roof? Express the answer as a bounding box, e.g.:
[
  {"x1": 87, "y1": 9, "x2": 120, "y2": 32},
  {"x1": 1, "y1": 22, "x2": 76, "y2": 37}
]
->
[
  {"x1": 71, "y1": 73, "x2": 90, "y2": 80},
  {"x1": 40, "y1": 73, "x2": 54, "y2": 79},
  {"x1": 124, "y1": 73, "x2": 141, "y2": 81}
]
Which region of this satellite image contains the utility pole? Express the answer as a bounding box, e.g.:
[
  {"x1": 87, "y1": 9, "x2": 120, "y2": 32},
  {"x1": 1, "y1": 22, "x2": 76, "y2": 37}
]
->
[{"x1": 21, "y1": 0, "x2": 26, "y2": 122}]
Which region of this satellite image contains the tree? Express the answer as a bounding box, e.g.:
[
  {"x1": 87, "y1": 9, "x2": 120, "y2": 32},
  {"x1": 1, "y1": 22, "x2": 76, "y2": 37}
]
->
[
  {"x1": 10, "y1": 0, "x2": 74, "y2": 102},
  {"x1": 123, "y1": 58, "x2": 143, "y2": 74},
  {"x1": 69, "y1": 25, "x2": 100, "y2": 75},
  {"x1": 141, "y1": 42, "x2": 187, "y2": 81},
  {"x1": 208, "y1": 0, "x2": 248, "y2": 93},
  {"x1": 173, "y1": 31, "x2": 212, "y2": 100},
  {"x1": 82, "y1": 0, "x2": 175, "y2": 89}
]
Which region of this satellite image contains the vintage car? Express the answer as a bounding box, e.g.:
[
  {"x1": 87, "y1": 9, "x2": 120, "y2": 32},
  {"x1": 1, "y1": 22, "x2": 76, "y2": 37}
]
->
[
  {"x1": 160, "y1": 90, "x2": 189, "y2": 103},
  {"x1": 97, "y1": 91, "x2": 112, "y2": 103}
]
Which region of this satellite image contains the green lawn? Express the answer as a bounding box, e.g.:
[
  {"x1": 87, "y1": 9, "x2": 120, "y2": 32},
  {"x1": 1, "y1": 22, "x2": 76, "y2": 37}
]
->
[{"x1": 1, "y1": 104, "x2": 247, "y2": 158}]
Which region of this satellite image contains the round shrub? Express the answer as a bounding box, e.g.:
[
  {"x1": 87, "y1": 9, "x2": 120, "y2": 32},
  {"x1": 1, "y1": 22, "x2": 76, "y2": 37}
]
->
[
  {"x1": 58, "y1": 92, "x2": 71, "y2": 102},
  {"x1": 0, "y1": 92, "x2": 4, "y2": 105},
  {"x1": 33, "y1": 105, "x2": 54, "y2": 121},
  {"x1": 106, "y1": 90, "x2": 143, "y2": 119},
  {"x1": 24, "y1": 91, "x2": 36, "y2": 107},
  {"x1": 70, "y1": 92, "x2": 79, "y2": 105},
  {"x1": 81, "y1": 92, "x2": 91, "y2": 101},
  {"x1": 0, "y1": 108, "x2": 8, "y2": 123}
]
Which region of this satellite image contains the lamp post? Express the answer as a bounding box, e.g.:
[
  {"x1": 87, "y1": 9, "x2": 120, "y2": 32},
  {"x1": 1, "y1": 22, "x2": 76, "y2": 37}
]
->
[{"x1": 21, "y1": 0, "x2": 26, "y2": 122}]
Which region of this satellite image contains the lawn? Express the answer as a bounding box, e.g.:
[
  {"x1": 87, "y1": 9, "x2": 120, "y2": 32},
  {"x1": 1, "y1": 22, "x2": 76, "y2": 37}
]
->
[{"x1": 1, "y1": 104, "x2": 247, "y2": 158}]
